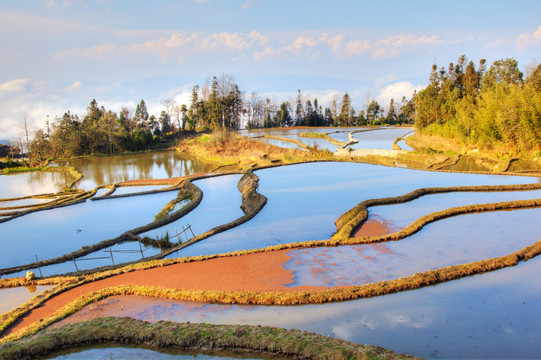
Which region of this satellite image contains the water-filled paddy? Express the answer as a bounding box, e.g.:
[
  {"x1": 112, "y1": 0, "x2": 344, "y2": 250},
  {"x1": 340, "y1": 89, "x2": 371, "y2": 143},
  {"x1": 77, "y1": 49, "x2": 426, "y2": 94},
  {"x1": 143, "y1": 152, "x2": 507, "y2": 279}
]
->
[
  {"x1": 286, "y1": 208, "x2": 541, "y2": 287},
  {"x1": 280, "y1": 134, "x2": 338, "y2": 151},
  {"x1": 62, "y1": 255, "x2": 541, "y2": 359},
  {"x1": 249, "y1": 137, "x2": 304, "y2": 150},
  {"x1": 144, "y1": 175, "x2": 244, "y2": 248},
  {"x1": 54, "y1": 151, "x2": 215, "y2": 190},
  {"x1": 174, "y1": 162, "x2": 539, "y2": 258},
  {"x1": 0, "y1": 171, "x2": 74, "y2": 199},
  {"x1": 10, "y1": 241, "x2": 163, "y2": 278},
  {"x1": 0, "y1": 285, "x2": 55, "y2": 314},
  {"x1": 329, "y1": 128, "x2": 414, "y2": 150},
  {"x1": 361, "y1": 189, "x2": 541, "y2": 234},
  {"x1": 0, "y1": 197, "x2": 52, "y2": 208},
  {"x1": 0, "y1": 191, "x2": 178, "y2": 270}
]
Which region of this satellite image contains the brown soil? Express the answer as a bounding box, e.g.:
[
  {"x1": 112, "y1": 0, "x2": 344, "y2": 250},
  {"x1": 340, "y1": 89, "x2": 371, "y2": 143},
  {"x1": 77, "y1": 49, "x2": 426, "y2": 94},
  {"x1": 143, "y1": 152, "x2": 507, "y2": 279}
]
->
[
  {"x1": 7, "y1": 250, "x2": 324, "y2": 335},
  {"x1": 353, "y1": 217, "x2": 396, "y2": 237}
]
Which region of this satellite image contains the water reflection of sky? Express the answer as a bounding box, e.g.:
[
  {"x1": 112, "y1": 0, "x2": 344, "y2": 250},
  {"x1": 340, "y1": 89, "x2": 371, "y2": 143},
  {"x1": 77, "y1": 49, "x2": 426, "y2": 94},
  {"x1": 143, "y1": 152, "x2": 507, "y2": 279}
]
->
[
  {"x1": 366, "y1": 189, "x2": 541, "y2": 231},
  {"x1": 175, "y1": 162, "x2": 539, "y2": 258},
  {"x1": 65, "y1": 256, "x2": 541, "y2": 359},
  {"x1": 148, "y1": 175, "x2": 244, "y2": 258},
  {"x1": 285, "y1": 208, "x2": 541, "y2": 287},
  {"x1": 328, "y1": 128, "x2": 414, "y2": 150},
  {"x1": 240, "y1": 127, "x2": 414, "y2": 152},
  {"x1": 0, "y1": 191, "x2": 178, "y2": 269}
]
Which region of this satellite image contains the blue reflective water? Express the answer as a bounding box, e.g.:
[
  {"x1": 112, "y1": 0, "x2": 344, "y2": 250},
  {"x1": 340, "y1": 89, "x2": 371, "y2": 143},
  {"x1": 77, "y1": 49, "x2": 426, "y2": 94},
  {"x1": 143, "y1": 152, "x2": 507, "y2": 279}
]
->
[
  {"x1": 10, "y1": 241, "x2": 163, "y2": 278},
  {"x1": 147, "y1": 175, "x2": 244, "y2": 254},
  {"x1": 286, "y1": 208, "x2": 541, "y2": 287},
  {"x1": 173, "y1": 162, "x2": 539, "y2": 258},
  {"x1": 0, "y1": 191, "x2": 178, "y2": 269},
  {"x1": 329, "y1": 128, "x2": 414, "y2": 150},
  {"x1": 364, "y1": 189, "x2": 541, "y2": 232},
  {"x1": 74, "y1": 256, "x2": 541, "y2": 359}
]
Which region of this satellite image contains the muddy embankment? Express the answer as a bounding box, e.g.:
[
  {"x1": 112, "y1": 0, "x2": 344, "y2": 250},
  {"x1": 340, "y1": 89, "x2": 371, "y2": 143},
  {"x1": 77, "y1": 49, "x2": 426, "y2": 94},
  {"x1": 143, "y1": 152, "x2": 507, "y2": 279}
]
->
[{"x1": 0, "y1": 317, "x2": 419, "y2": 360}]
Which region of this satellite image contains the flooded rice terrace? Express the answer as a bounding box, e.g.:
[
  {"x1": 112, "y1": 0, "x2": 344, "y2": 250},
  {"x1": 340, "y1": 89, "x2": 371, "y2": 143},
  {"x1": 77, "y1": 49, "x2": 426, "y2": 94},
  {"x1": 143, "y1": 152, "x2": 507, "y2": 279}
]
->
[
  {"x1": 54, "y1": 150, "x2": 215, "y2": 190},
  {"x1": 1, "y1": 128, "x2": 541, "y2": 359}
]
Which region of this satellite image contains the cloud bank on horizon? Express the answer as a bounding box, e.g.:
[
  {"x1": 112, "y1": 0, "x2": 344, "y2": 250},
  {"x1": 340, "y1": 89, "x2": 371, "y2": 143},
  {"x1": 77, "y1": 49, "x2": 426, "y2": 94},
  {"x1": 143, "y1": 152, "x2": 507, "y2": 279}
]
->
[{"x1": 0, "y1": 0, "x2": 540, "y2": 140}]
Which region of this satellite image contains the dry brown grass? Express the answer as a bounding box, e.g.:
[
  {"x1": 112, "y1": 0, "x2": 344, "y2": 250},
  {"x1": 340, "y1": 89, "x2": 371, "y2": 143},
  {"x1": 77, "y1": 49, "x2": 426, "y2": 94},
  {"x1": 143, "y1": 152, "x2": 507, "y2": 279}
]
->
[{"x1": 178, "y1": 131, "x2": 324, "y2": 168}]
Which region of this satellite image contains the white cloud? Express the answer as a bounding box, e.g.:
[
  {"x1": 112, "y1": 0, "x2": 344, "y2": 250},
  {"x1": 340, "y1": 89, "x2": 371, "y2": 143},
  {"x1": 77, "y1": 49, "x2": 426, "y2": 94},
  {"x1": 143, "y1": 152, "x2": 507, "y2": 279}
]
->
[
  {"x1": 0, "y1": 79, "x2": 31, "y2": 95},
  {"x1": 68, "y1": 81, "x2": 82, "y2": 91},
  {"x1": 240, "y1": 0, "x2": 258, "y2": 10},
  {"x1": 516, "y1": 26, "x2": 541, "y2": 50},
  {"x1": 375, "y1": 74, "x2": 397, "y2": 88},
  {"x1": 376, "y1": 81, "x2": 424, "y2": 105},
  {"x1": 40, "y1": 0, "x2": 74, "y2": 12},
  {"x1": 372, "y1": 34, "x2": 441, "y2": 58}
]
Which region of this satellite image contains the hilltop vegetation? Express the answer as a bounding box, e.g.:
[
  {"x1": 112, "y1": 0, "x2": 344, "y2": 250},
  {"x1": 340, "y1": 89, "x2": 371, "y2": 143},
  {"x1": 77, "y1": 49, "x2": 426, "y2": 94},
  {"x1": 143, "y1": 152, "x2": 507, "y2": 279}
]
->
[{"x1": 413, "y1": 55, "x2": 541, "y2": 155}]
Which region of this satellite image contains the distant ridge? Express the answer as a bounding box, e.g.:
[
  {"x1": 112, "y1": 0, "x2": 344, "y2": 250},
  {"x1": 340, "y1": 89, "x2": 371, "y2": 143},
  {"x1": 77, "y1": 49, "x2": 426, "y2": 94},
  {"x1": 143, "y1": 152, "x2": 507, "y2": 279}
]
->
[{"x1": 0, "y1": 139, "x2": 8, "y2": 145}]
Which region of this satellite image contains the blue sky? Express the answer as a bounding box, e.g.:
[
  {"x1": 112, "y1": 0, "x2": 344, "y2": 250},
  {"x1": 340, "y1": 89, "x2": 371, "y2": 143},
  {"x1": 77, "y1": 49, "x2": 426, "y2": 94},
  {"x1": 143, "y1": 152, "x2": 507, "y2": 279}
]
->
[{"x1": 1, "y1": 0, "x2": 540, "y2": 140}]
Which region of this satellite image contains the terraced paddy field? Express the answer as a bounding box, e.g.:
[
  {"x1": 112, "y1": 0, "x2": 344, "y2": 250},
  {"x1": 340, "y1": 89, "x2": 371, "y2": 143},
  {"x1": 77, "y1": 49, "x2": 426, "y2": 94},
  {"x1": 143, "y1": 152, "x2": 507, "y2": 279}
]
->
[{"x1": 1, "y1": 130, "x2": 540, "y2": 359}]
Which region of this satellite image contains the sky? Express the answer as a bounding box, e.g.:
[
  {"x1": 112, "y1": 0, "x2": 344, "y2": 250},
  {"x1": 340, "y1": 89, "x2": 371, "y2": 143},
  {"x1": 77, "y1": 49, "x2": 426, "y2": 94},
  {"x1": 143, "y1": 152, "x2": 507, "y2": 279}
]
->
[{"x1": 1, "y1": 0, "x2": 540, "y2": 141}]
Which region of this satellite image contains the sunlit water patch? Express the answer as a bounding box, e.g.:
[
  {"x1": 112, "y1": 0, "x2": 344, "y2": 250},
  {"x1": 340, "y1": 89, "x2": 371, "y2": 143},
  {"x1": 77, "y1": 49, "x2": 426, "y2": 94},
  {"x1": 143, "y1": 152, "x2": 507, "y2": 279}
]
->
[
  {"x1": 0, "y1": 285, "x2": 55, "y2": 314},
  {"x1": 0, "y1": 191, "x2": 178, "y2": 269},
  {"x1": 251, "y1": 137, "x2": 305, "y2": 150},
  {"x1": 60, "y1": 256, "x2": 541, "y2": 359},
  {"x1": 280, "y1": 134, "x2": 338, "y2": 151},
  {"x1": 173, "y1": 162, "x2": 539, "y2": 258},
  {"x1": 329, "y1": 128, "x2": 414, "y2": 150},
  {"x1": 0, "y1": 171, "x2": 74, "y2": 198},
  {"x1": 54, "y1": 151, "x2": 215, "y2": 190},
  {"x1": 0, "y1": 197, "x2": 52, "y2": 207}
]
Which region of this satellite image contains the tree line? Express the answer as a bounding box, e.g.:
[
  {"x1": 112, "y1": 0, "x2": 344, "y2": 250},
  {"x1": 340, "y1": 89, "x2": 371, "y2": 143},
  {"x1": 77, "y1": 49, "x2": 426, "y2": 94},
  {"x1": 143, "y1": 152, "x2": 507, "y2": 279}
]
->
[
  {"x1": 413, "y1": 55, "x2": 541, "y2": 152},
  {"x1": 23, "y1": 73, "x2": 414, "y2": 163}
]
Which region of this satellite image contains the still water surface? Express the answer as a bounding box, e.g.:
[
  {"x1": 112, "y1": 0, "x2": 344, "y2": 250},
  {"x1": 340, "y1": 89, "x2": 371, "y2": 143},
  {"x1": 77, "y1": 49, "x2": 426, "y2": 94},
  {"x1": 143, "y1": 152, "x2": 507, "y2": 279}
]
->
[
  {"x1": 286, "y1": 208, "x2": 541, "y2": 287},
  {"x1": 0, "y1": 191, "x2": 178, "y2": 269},
  {"x1": 0, "y1": 285, "x2": 55, "y2": 314},
  {"x1": 65, "y1": 256, "x2": 541, "y2": 359},
  {"x1": 174, "y1": 162, "x2": 539, "y2": 258},
  {"x1": 0, "y1": 171, "x2": 74, "y2": 199},
  {"x1": 144, "y1": 175, "x2": 244, "y2": 247},
  {"x1": 54, "y1": 151, "x2": 215, "y2": 190}
]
